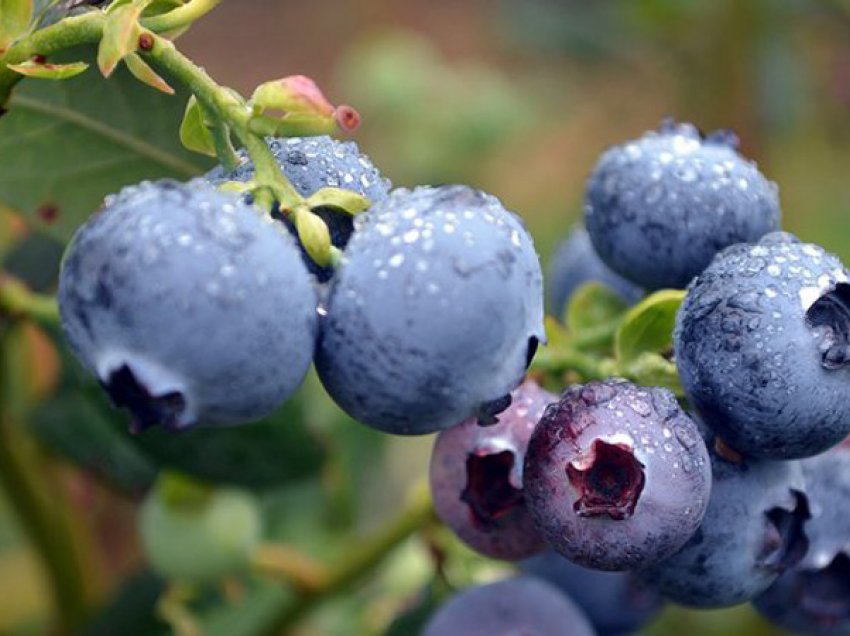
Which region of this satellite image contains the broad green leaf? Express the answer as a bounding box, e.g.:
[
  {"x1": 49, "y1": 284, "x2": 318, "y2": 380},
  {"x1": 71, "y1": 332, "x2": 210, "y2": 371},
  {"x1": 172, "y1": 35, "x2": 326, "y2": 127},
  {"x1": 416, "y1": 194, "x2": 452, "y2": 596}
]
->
[
  {"x1": 0, "y1": 46, "x2": 213, "y2": 243},
  {"x1": 566, "y1": 281, "x2": 627, "y2": 333},
  {"x1": 124, "y1": 52, "x2": 173, "y2": 94},
  {"x1": 0, "y1": 0, "x2": 32, "y2": 53},
  {"x1": 179, "y1": 94, "x2": 216, "y2": 156},
  {"x1": 307, "y1": 187, "x2": 371, "y2": 215},
  {"x1": 31, "y1": 391, "x2": 158, "y2": 493},
  {"x1": 7, "y1": 59, "x2": 89, "y2": 80},
  {"x1": 615, "y1": 289, "x2": 686, "y2": 363},
  {"x1": 123, "y1": 388, "x2": 328, "y2": 490},
  {"x1": 97, "y1": 2, "x2": 144, "y2": 77}
]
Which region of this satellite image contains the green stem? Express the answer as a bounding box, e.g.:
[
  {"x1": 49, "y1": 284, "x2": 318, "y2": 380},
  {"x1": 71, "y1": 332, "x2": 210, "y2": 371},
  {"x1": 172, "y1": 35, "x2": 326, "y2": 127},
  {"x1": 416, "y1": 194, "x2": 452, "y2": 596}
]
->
[
  {"x1": 0, "y1": 276, "x2": 60, "y2": 327},
  {"x1": 0, "y1": 330, "x2": 97, "y2": 632},
  {"x1": 139, "y1": 35, "x2": 304, "y2": 209},
  {"x1": 141, "y1": 0, "x2": 225, "y2": 33},
  {"x1": 266, "y1": 482, "x2": 435, "y2": 634}
]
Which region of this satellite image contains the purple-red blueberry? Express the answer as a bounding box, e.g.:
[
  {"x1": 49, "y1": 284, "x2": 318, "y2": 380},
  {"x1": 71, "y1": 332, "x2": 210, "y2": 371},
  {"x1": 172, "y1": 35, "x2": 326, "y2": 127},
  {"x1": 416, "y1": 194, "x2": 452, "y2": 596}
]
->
[
  {"x1": 523, "y1": 379, "x2": 711, "y2": 571},
  {"x1": 429, "y1": 380, "x2": 555, "y2": 560}
]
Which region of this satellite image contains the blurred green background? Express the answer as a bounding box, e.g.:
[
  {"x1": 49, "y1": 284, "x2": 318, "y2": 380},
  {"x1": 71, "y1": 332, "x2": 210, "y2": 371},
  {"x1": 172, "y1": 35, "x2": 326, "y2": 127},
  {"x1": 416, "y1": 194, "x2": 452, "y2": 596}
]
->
[{"x1": 2, "y1": 0, "x2": 850, "y2": 634}]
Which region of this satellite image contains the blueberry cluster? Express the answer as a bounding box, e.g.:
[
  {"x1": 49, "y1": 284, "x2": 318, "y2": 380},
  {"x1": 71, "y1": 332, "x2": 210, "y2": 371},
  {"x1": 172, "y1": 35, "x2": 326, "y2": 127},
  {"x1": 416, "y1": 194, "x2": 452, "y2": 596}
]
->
[
  {"x1": 424, "y1": 121, "x2": 850, "y2": 634},
  {"x1": 59, "y1": 136, "x2": 544, "y2": 436},
  {"x1": 57, "y1": 122, "x2": 850, "y2": 635}
]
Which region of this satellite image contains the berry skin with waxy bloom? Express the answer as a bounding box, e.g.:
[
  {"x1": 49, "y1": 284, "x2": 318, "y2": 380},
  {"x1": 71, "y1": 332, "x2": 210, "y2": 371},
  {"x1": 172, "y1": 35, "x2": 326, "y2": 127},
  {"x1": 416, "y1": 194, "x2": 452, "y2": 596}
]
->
[
  {"x1": 315, "y1": 185, "x2": 546, "y2": 435},
  {"x1": 585, "y1": 120, "x2": 781, "y2": 290},
  {"x1": 429, "y1": 380, "x2": 556, "y2": 560},
  {"x1": 675, "y1": 231, "x2": 850, "y2": 459},
  {"x1": 423, "y1": 576, "x2": 597, "y2": 636},
  {"x1": 206, "y1": 135, "x2": 391, "y2": 282},
  {"x1": 523, "y1": 379, "x2": 711, "y2": 571},
  {"x1": 640, "y1": 439, "x2": 810, "y2": 608},
  {"x1": 522, "y1": 549, "x2": 664, "y2": 636},
  {"x1": 58, "y1": 180, "x2": 318, "y2": 432}
]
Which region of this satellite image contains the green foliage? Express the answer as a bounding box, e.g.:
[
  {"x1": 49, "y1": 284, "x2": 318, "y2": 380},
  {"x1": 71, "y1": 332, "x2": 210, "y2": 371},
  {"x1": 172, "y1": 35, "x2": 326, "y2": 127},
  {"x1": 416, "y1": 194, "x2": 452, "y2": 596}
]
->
[
  {"x1": 0, "y1": 46, "x2": 212, "y2": 243},
  {"x1": 615, "y1": 289, "x2": 685, "y2": 363},
  {"x1": 566, "y1": 282, "x2": 627, "y2": 331}
]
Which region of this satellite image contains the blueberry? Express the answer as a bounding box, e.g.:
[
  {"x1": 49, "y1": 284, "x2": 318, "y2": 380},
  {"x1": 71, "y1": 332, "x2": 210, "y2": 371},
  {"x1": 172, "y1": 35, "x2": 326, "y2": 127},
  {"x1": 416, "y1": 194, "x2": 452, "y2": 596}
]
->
[
  {"x1": 429, "y1": 380, "x2": 555, "y2": 560},
  {"x1": 140, "y1": 476, "x2": 262, "y2": 583},
  {"x1": 640, "y1": 439, "x2": 810, "y2": 608},
  {"x1": 585, "y1": 120, "x2": 781, "y2": 290},
  {"x1": 547, "y1": 225, "x2": 644, "y2": 317},
  {"x1": 423, "y1": 576, "x2": 596, "y2": 636},
  {"x1": 754, "y1": 444, "x2": 850, "y2": 634},
  {"x1": 675, "y1": 231, "x2": 850, "y2": 459},
  {"x1": 523, "y1": 380, "x2": 711, "y2": 571},
  {"x1": 58, "y1": 180, "x2": 318, "y2": 431},
  {"x1": 522, "y1": 550, "x2": 664, "y2": 635},
  {"x1": 315, "y1": 185, "x2": 545, "y2": 435},
  {"x1": 206, "y1": 135, "x2": 391, "y2": 281}
]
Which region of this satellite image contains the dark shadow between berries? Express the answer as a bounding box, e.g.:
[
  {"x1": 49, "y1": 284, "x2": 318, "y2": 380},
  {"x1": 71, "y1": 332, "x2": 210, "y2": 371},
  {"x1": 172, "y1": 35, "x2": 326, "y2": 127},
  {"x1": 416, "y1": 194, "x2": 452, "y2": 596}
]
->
[
  {"x1": 799, "y1": 552, "x2": 850, "y2": 623},
  {"x1": 760, "y1": 490, "x2": 811, "y2": 572}
]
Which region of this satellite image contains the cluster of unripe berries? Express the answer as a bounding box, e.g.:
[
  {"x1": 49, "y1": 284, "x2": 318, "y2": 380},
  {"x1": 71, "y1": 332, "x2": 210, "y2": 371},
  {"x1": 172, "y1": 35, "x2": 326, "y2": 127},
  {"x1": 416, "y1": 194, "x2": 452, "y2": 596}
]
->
[{"x1": 57, "y1": 121, "x2": 850, "y2": 635}]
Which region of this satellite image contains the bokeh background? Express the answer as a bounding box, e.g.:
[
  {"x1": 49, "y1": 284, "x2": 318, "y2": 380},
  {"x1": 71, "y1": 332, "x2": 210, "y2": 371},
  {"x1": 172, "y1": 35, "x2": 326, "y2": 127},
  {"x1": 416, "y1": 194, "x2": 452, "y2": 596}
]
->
[{"x1": 2, "y1": 0, "x2": 850, "y2": 634}]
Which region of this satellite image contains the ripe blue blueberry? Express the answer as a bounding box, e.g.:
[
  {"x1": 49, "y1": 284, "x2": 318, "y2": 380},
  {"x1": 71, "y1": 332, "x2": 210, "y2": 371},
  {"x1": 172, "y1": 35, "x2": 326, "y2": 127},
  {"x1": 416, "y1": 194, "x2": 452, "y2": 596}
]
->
[
  {"x1": 423, "y1": 576, "x2": 596, "y2": 636},
  {"x1": 315, "y1": 185, "x2": 545, "y2": 435},
  {"x1": 58, "y1": 180, "x2": 318, "y2": 431},
  {"x1": 523, "y1": 380, "x2": 711, "y2": 571},
  {"x1": 585, "y1": 120, "x2": 781, "y2": 290},
  {"x1": 429, "y1": 380, "x2": 555, "y2": 560},
  {"x1": 754, "y1": 442, "x2": 850, "y2": 634},
  {"x1": 547, "y1": 225, "x2": 644, "y2": 318},
  {"x1": 675, "y1": 231, "x2": 850, "y2": 459},
  {"x1": 640, "y1": 437, "x2": 810, "y2": 608},
  {"x1": 522, "y1": 549, "x2": 664, "y2": 635},
  {"x1": 206, "y1": 135, "x2": 391, "y2": 281}
]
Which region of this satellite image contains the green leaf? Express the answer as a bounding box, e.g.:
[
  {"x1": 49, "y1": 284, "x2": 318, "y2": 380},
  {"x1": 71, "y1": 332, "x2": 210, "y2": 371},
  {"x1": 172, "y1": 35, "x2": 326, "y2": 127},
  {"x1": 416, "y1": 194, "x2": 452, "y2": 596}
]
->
[
  {"x1": 619, "y1": 352, "x2": 683, "y2": 396},
  {"x1": 80, "y1": 571, "x2": 168, "y2": 636},
  {"x1": 97, "y1": 2, "x2": 144, "y2": 77},
  {"x1": 179, "y1": 95, "x2": 216, "y2": 156},
  {"x1": 124, "y1": 52, "x2": 173, "y2": 94},
  {"x1": 307, "y1": 187, "x2": 371, "y2": 216},
  {"x1": 7, "y1": 59, "x2": 89, "y2": 80},
  {"x1": 0, "y1": 45, "x2": 213, "y2": 243},
  {"x1": 125, "y1": 389, "x2": 328, "y2": 490},
  {"x1": 0, "y1": 0, "x2": 33, "y2": 53},
  {"x1": 615, "y1": 289, "x2": 686, "y2": 363},
  {"x1": 30, "y1": 391, "x2": 158, "y2": 493},
  {"x1": 566, "y1": 281, "x2": 627, "y2": 333}
]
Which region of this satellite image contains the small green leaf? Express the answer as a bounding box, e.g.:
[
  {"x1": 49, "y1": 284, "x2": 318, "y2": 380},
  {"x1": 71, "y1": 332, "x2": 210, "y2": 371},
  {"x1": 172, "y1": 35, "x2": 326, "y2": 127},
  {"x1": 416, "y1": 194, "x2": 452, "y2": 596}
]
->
[
  {"x1": 294, "y1": 207, "x2": 332, "y2": 267},
  {"x1": 7, "y1": 59, "x2": 89, "y2": 80},
  {"x1": 0, "y1": 0, "x2": 33, "y2": 53},
  {"x1": 97, "y1": 3, "x2": 144, "y2": 77},
  {"x1": 615, "y1": 289, "x2": 686, "y2": 363},
  {"x1": 124, "y1": 52, "x2": 173, "y2": 94},
  {"x1": 179, "y1": 95, "x2": 216, "y2": 156},
  {"x1": 566, "y1": 281, "x2": 627, "y2": 332},
  {"x1": 307, "y1": 187, "x2": 371, "y2": 215}
]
